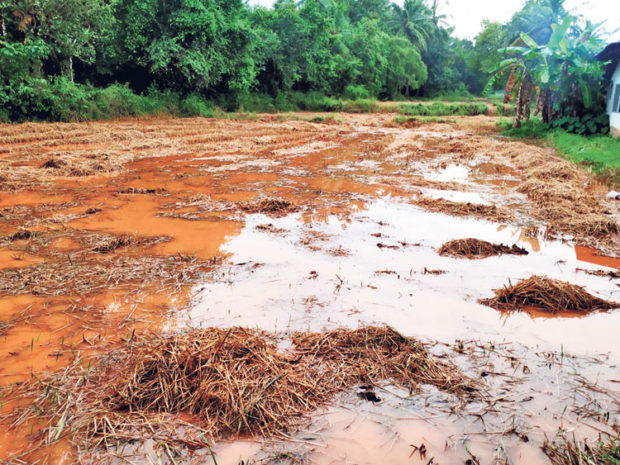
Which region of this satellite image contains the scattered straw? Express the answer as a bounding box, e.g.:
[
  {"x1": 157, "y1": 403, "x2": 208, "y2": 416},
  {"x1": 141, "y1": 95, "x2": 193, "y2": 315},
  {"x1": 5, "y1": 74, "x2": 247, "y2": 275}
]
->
[
  {"x1": 575, "y1": 268, "x2": 619, "y2": 279},
  {"x1": 90, "y1": 234, "x2": 166, "y2": 254},
  {"x1": 0, "y1": 255, "x2": 216, "y2": 296},
  {"x1": 439, "y1": 238, "x2": 528, "y2": 259},
  {"x1": 413, "y1": 197, "x2": 512, "y2": 223},
  {"x1": 479, "y1": 276, "x2": 618, "y2": 313}
]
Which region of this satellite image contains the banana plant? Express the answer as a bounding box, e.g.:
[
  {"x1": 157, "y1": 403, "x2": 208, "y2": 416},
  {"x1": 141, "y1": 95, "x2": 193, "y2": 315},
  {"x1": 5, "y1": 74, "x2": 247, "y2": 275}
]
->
[{"x1": 485, "y1": 15, "x2": 606, "y2": 131}]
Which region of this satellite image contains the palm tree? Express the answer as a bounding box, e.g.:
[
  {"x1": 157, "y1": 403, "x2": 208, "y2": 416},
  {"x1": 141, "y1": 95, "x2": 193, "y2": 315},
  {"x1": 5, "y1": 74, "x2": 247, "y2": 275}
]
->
[{"x1": 387, "y1": 0, "x2": 434, "y2": 50}]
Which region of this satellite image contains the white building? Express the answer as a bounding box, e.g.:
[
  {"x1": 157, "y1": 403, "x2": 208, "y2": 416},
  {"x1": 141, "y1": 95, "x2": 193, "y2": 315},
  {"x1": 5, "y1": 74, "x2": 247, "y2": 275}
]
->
[{"x1": 598, "y1": 43, "x2": 620, "y2": 137}]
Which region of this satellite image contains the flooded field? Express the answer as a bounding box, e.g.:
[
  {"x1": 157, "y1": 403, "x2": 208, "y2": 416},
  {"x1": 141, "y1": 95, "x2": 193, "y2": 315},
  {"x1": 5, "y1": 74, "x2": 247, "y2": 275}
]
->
[{"x1": 0, "y1": 113, "x2": 618, "y2": 464}]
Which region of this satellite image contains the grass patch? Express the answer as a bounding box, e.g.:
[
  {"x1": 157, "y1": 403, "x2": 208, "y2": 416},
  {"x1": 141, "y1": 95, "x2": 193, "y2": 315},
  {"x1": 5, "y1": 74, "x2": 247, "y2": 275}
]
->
[
  {"x1": 309, "y1": 114, "x2": 343, "y2": 124},
  {"x1": 499, "y1": 119, "x2": 620, "y2": 184},
  {"x1": 393, "y1": 115, "x2": 456, "y2": 125},
  {"x1": 398, "y1": 102, "x2": 488, "y2": 117},
  {"x1": 543, "y1": 435, "x2": 619, "y2": 465},
  {"x1": 549, "y1": 131, "x2": 620, "y2": 182}
]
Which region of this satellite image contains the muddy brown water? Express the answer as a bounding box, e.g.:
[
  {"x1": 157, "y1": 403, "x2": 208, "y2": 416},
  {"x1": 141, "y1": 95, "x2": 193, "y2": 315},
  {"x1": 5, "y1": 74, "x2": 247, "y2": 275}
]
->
[{"x1": 0, "y1": 114, "x2": 618, "y2": 464}]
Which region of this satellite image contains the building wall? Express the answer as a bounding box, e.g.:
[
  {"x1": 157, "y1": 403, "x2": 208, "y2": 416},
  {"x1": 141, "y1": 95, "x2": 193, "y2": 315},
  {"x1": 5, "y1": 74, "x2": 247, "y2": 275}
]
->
[{"x1": 609, "y1": 63, "x2": 620, "y2": 137}]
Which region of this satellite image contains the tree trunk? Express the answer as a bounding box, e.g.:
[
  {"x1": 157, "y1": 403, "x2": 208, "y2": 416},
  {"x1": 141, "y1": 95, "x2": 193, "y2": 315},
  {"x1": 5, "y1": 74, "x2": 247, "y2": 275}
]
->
[
  {"x1": 513, "y1": 75, "x2": 533, "y2": 128},
  {"x1": 62, "y1": 57, "x2": 75, "y2": 82},
  {"x1": 504, "y1": 66, "x2": 517, "y2": 104}
]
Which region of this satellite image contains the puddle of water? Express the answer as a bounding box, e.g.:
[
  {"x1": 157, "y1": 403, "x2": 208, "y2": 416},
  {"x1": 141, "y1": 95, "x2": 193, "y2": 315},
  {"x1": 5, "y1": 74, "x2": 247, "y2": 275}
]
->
[
  {"x1": 575, "y1": 245, "x2": 620, "y2": 269},
  {"x1": 188, "y1": 198, "x2": 619, "y2": 358},
  {"x1": 70, "y1": 195, "x2": 242, "y2": 259},
  {"x1": 0, "y1": 249, "x2": 43, "y2": 269},
  {"x1": 0, "y1": 192, "x2": 74, "y2": 208},
  {"x1": 419, "y1": 187, "x2": 492, "y2": 205},
  {"x1": 426, "y1": 163, "x2": 470, "y2": 183}
]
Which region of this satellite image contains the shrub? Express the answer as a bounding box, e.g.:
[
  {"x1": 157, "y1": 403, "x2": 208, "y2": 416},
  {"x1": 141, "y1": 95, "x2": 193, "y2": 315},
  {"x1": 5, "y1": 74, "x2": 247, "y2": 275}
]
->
[
  {"x1": 180, "y1": 95, "x2": 215, "y2": 117},
  {"x1": 343, "y1": 84, "x2": 370, "y2": 100},
  {"x1": 341, "y1": 99, "x2": 378, "y2": 113},
  {"x1": 236, "y1": 93, "x2": 277, "y2": 113},
  {"x1": 398, "y1": 102, "x2": 488, "y2": 116},
  {"x1": 548, "y1": 113, "x2": 609, "y2": 136},
  {"x1": 284, "y1": 92, "x2": 343, "y2": 112}
]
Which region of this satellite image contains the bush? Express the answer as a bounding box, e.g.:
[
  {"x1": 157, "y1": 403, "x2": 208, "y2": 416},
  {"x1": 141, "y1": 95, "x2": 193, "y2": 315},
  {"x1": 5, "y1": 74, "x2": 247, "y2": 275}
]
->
[
  {"x1": 1, "y1": 77, "x2": 96, "y2": 122},
  {"x1": 274, "y1": 93, "x2": 295, "y2": 112},
  {"x1": 428, "y1": 84, "x2": 474, "y2": 102},
  {"x1": 548, "y1": 113, "x2": 609, "y2": 136},
  {"x1": 340, "y1": 99, "x2": 378, "y2": 113},
  {"x1": 180, "y1": 95, "x2": 215, "y2": 117},
  {"x1": 495, "y1": 104, "x2": 515, "y2": 117},
  {"x1": 290, "y1": 92, "x2": 343, "y2": 112},
  {"x1": 236, "y1": 93, "x2": 277, "y2": 113},
  {"x1": 93, "y1": 84, "x2": 154, "y2": 119},
  {"x1": 343, "y1": 84, "x2": 370, "y2": 100}
]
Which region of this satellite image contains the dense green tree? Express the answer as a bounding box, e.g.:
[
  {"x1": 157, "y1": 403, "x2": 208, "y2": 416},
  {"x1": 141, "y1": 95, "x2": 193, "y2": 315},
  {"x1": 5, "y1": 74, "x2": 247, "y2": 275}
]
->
[
  {"x1": 1, "y1": 0, "x2": 113, "y2": 80},
  {"x1": 466, "y1": 21, "x2": 509, "y2": 93},
  {"x1": 112, "y1": 0, "x2": 255, "y2": 93}
]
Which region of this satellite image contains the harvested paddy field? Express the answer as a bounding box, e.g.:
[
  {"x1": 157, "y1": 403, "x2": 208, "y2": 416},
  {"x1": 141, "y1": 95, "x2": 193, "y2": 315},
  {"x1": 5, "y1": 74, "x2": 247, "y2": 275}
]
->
[{"x1": 0, "y1": 113, "x2": 618, "y2": 464}]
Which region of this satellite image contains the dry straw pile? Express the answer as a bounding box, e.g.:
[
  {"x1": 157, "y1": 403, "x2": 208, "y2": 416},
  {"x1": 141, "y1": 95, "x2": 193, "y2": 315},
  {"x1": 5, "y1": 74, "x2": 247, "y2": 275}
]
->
[
  {"x1": 240, "y1": 198, "x2": 301, "y2": 217},
  {"x1": 439, "y1": 238, "x2": 528, "y2": 259},
  {"x1": 3, "y1": 326, "x2": 474, "y2": 458},
  {"x1": 479, "y1": 276, "x2": 618, "y2": 313}
]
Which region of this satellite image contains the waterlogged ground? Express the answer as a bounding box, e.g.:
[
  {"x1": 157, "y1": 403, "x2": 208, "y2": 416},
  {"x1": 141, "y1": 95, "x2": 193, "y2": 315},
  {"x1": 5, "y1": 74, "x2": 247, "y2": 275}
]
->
[{"x1": 0, "y1": 113, "x2": 618, "y2": 464}]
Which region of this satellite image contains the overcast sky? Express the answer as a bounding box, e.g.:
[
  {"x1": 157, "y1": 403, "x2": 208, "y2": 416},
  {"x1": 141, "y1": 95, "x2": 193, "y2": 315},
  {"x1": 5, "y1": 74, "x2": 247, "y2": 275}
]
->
[{"x1": 247, "y1": 0, "x2": 620, "y2": 42}]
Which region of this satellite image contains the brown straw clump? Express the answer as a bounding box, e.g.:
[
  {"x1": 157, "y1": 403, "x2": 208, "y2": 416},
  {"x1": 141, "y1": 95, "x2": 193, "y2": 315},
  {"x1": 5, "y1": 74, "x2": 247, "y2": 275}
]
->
[
  {"x1": 106, "y1": 327, "x2": 325, "y2": 437},
  {"x1": 479, "y1": 276, "x2": 618, "y2": 313},
  {"x1": 438, "y1": 238, "x2": 528, "y2": 259},
  {"x1": 292, "y1": 326, "x2": 474, "y2": 395},
  {"x1": 414, "y1": 197, "x2": 512, "y2": 223},
  {"x1": 104, "y1": 326, "x2": 473, "y2": 437},
  {"x1": 3, "y1": 326, "x2": 474, "y2": 459},
  {"x1": 240, "y1": 198, "x2": 300, "y2": 217}
]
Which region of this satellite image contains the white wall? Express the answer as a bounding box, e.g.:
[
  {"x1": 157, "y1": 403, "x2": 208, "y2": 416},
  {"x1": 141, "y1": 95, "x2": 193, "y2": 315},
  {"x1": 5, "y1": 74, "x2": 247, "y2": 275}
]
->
[{"x1": 609, "y1": 63, "x2": 620, "y2": 137}]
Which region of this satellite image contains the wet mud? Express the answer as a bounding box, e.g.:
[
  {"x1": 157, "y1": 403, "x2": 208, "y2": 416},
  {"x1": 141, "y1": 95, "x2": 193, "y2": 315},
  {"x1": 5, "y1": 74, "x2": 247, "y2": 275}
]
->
[{"x1": 0, "y1": 114, "x2": 618, "y2": 464}]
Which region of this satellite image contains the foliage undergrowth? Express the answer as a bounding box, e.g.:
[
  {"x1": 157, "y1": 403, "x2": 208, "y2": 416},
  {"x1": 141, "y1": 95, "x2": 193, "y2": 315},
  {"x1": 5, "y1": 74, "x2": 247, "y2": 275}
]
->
[
  {"x1": 398, "y1": 102, "x2": 488, "y2": 116},
  {"x1": 1, "y1": 78, "x2": 498, "y2": 123},
  {"x1": 393, "y1": 115, "x2": 456, "y2": 124}
]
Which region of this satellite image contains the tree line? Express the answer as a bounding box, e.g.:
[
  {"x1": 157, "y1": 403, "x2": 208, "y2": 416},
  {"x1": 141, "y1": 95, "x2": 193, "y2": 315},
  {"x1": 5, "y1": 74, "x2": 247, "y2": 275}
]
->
[{"x1": 0, "y1": 0, "x2": 610, "y2": 122}]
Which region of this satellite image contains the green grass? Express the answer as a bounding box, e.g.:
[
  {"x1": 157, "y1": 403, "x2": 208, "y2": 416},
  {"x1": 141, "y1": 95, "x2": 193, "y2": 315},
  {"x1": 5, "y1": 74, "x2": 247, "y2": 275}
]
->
[
  {"x1": 309, "y1": 114, "x2": 343, "y2": 123},
  {"x1": 393, "y1": 115, "x2": 456, "y2": 124},
  {"x1": 499, "y1": 118, "x2": 620, "y2": 185},
  {"x1": 397, "y1": 101, "x2": 489, "y2": 117},
  {"x1": 550, "y1": 131, "x2": 620, "y2": 180}
]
